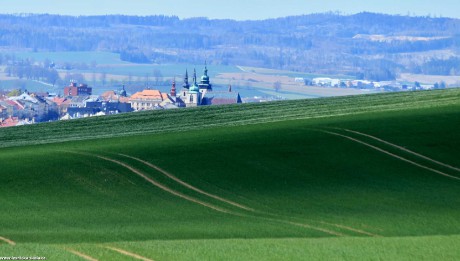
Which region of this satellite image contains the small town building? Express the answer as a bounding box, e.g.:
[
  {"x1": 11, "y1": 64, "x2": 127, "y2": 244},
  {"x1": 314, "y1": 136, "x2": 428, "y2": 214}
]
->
[
  {"x1": 175, "y1": 65, "x2": 242, "y2": 107},
  {"x1": 129, "y1": 89, "x2": 164, "y2": 111},
  {"x1": 64, "y1": 82, "x2": 92, "y2": 97},
  {"x1": 8, "y1": 91, "x2": 55, "y2": 122},
  {"x1": 0, "y1": 117, "x2": 19, "y2": 128},
  {"x1": 0, "y1": 105, "x2": 7, "y2": 121},
  {"x1": 100, "y1": 86, "x2": 130, "y2": 103}
]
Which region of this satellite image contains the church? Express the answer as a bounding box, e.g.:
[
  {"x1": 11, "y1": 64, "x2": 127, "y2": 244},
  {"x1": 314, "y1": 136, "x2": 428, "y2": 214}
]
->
[{"x1": 174, "y1": 64, "x2": 242, "y2": 107}]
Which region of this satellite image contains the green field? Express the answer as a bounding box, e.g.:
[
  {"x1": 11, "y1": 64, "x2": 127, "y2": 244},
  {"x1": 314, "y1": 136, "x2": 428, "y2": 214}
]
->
[
  {"x1": 8, "y1": 51, "x2": 126, "y2": 65},
  {"x1": 0, "y1": 89, "x2": 459, "y2": 260},
  {"x1": 5, "y1": 51, "x2": 241, "y2": 77},
  {"x1": 0, "y1": 79, "x2": 58, "y2": 93},
  {"x1": 239, "y1": 65, "x2": 356, "y2": 80}
]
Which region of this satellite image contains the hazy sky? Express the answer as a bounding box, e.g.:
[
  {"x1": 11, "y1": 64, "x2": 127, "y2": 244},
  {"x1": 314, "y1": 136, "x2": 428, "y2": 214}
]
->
[{"x1": 0, "y1": 0, "x2": 458, "y2": 20}]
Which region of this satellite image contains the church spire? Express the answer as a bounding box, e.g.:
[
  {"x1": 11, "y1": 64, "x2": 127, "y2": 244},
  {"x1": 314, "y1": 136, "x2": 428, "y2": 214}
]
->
[
  {"x1": 171, "y1": 77, "x2": 176, "y2": 97},
  {"x1": 120, "y1": 84, "x2": 127, "y2": 97},
  {"x1": 183, "y1": 69, "x2": 190, "y2": 89},
  {"x1": 193, "y1": 68, "x2": 197, "y2": 84}
]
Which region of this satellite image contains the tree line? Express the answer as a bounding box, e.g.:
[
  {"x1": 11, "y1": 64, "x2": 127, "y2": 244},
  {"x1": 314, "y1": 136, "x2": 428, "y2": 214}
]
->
[{"x1": 1, "y1": 13, "x2": 460, "y2": 80}]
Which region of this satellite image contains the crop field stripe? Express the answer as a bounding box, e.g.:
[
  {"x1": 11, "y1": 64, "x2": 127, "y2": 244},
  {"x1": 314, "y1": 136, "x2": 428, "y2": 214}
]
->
[
  {"x1": 116, "y1": 154, "x2": 361, "y2": 237},
  {"x1": 319, "y1": 221, "x2": 381, "y2": 237},
  {"x1": 93, "y1": 154, "x2": 235, "y2": 214},
  {"x1": 116, "y1": 154, "x2": 358, "y2": 237},
  {"x1": 342, "y1": 128, "x2": 460, "y2": 173},
  {"x1": 323, "y1": 131, "x2": 460, "y2": 181},
  {"x1": 104, "y1": 246, "x2": 154, "y2": 261},
  {"x1": 281, "y1": 220, "x2": 345, "y2": 237},
  {"x1": 0, "y1": 236, "x2": 15, "y2": 246},
  {"x1": 118, "y1": 154, "x2": 255, "y2": 212},
  {"x1": 64, "y1": 248, "x2": 99, "y2": 261},
  {"x1": 61, "y1": 151, "x2": 347, "y2": 237}
]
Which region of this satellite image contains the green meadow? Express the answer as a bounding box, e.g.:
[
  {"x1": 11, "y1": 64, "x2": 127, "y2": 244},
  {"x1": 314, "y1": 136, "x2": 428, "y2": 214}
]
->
[{"x1": 0, "y1": 89, "x2": 459, "y2": 260}]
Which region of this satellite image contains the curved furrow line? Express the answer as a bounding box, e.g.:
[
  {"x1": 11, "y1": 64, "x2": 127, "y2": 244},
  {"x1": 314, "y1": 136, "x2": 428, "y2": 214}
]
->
[
  {"x1": 118, "y1": 154, "x2": 255, "y2": 212},
  {"x1": 104, "y1": 246, "x2": 154, "y2": 261},
  {"x1": 61, "y1": 151, "x2": 349, "y2": 237},
  {"x1": 94, "y1": 155, "x2": 233, "y2": 214},
  {"x1": 64, "y1": 248, "x2": 99, "y2": 261},
  {"x1": 119, "y1": 154, "x2": 382, "y2": 237},
  {"x1": 342, "y1": 128, "x2": 460, "y2": 172},
  {"x1": 322, "y1": 131, "x2": 460, "y2": 181},
  {"x1": 319, "y1": 221, "x2": 381, "y2": 237},
  {"x1": 0, "y1": 236, "x2": 15, "y2": 246}
]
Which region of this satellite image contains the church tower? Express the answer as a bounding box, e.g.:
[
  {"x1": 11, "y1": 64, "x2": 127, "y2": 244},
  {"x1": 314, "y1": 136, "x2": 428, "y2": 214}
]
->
[
  {"x1": 198, "y1": 61, "x2": 212, "y2": 91},
  {"x1": 184, "y1": 69, "x2": 201, "y2": 107},
  {"x1": 170, "y1": 78, "x2": 176, "y2": 97},
  {"x1": 183, "y1": 69, "x2": 190, "y2": 89}
]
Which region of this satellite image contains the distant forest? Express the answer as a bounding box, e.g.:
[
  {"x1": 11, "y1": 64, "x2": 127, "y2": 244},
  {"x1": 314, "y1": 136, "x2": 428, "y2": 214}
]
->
[{"x1": 1, "y1": 12, "x2": 460, "y2": 80}]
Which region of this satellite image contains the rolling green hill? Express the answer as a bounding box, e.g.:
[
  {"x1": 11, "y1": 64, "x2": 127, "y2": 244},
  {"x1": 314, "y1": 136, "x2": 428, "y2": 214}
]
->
[{"x1": 0, "y1": 89, "x2": 459, "y2": 260}]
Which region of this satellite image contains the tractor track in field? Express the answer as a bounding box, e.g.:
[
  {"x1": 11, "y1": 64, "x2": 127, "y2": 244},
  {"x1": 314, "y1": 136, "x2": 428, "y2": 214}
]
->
[
  {"x1": 0, "y1": 236, "x2": 15, "y2": 246},
  {"x1": 323, "y1": 131, "x2": 460, "y2": 181},
  {"x1": 118, "y1": 154, "x2": 255, "y2": 212},
  {"x1": 94, "y1": 155, "x2": 233, "y2": 214},
  {"x1": 60, "y1": 150, "x2": 233, "y2": 214},
  {"x1": 319, "y1": 221, "x2": 381, "y2": 237},
  {"x1": 96, "y1": 154, "x2": 345, "y2": 237},
  {"x1": 116, "y1": 153, "x2": 380, "y2": 237},
  {"x1": 105, "y1": 246, "x2": 154, "y2": 261},
  {"x1": 62, "y1": 150, "x2": 378, "y2": 237},
  {"x1": 64, "y1": 248, "x2": 99, "y2": 261},
  {"x1": 341, "y1": 128, "x2": 460, "y2": 173}
]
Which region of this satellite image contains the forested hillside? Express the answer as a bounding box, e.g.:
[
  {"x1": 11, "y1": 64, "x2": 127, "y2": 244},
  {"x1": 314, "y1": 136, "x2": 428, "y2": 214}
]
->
[{"x1": 1, "y1": 12, "x2": 460, "y2": 80}]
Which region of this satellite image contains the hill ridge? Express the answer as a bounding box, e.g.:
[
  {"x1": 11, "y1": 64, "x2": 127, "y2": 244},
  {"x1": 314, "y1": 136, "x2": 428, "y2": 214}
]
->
[{"x1": 0, "y1": 89, "x2": 458, "y2": 149}]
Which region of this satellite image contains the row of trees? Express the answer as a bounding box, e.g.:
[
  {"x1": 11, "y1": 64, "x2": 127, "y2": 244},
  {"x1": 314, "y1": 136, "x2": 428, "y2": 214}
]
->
[
  {"x1": 416, "y1": 57, "x2": 460, "y2": 75},
  {"x1": 5, "y1": 64, "x2": 60, "y2": 86}
]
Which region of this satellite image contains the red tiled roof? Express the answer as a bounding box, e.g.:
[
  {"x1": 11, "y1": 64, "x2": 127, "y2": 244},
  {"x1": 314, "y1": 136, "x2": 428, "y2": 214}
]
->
[
  {"x1": 4, "y1": 100, "x2": 24, "y2": 110},
  {"x1": 0, "y1": 117, "x2": 19, "y2": 128},
  {"x1": 101, "y1": 91, "x2": 117, "y2": 100},
  {"x1": 118, "y1": 97, "x2": 130, "y2": 103},
  {"x1": 161, "y1": 93, "x2": 169, "y2": 100},
  {"x1": 101, "y1": 91, "x2": 130, "y2": 103},
  {"x1": 53, "y1": 97, "x2": 68, "y2": 106},
  {"x1": 130, "y1": 90, "x2": 163, "y2": 101}
]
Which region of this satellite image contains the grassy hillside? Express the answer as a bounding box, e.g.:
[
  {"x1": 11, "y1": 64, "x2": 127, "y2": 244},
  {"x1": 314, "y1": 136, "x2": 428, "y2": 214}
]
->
[{"x1": 0, "y1": 89, "x2": 459, "y2": 260}]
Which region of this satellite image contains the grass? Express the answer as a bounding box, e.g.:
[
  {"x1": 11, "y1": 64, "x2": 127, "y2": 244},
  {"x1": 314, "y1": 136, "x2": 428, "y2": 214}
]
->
[
  {"x1": 0, "y1": 89, "x2": 459, "y2": 259},
  {"x1": 3, "y1": 236, "x2": 459, "y2": 260}
]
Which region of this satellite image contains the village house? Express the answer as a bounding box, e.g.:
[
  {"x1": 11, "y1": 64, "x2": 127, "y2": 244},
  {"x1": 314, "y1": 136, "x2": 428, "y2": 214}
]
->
[
  {"x1": 100, "y1": 86, "x2": 130, "y2": 103},
  {"x1": 0, "y1": 99, "x2": 24, "y2": 118},
  {"x1": 51, "y1": 97, "x2": 71, "y2": 115},
  {"x1": 0, "y1": 116, "x2": 19, "y2": 128},
  {"x1": 64, "y1": 82, "x2": 92, "y2": 97},
  {"x1": 129, "y1": 89, "x2": 164, "y2": 111},
  {"x1": 0, "y1": 104, "x2": 7, "y2": 121},
  {"x1": 8, "y1": 91, "x2": 57, "y2": 122}
]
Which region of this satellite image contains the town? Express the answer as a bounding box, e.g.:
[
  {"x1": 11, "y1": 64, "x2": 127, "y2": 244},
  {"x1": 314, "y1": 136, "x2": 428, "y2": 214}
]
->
[{"x1": 0, "y1": 65, "x2": 242, "y2": 127}]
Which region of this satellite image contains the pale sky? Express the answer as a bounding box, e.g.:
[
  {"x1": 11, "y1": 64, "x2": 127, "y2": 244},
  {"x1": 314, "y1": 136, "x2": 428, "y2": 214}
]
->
[{"x1": 0, "y1": 0, "x2": 458, "y2": 20}]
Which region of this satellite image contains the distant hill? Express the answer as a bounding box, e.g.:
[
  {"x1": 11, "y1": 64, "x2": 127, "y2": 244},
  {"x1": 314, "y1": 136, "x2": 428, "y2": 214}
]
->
[{"x1": 0, "y1": 13, "x2": 460, "y2": 80}]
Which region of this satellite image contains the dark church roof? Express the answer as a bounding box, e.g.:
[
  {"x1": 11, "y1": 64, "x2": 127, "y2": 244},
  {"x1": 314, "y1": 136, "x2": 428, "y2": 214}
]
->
[{"x1": 201, "y1": 92, "x2": 242, "y2": 106}]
